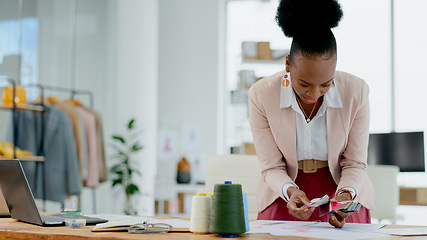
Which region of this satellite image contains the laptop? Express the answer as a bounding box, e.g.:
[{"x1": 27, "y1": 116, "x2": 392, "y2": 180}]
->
[
  {"x1": 0, "y1": 191, "x2": 10, "y2": 217},
  {"x1": 0, "y1": 159, "x2": 108, "y2": 226}
]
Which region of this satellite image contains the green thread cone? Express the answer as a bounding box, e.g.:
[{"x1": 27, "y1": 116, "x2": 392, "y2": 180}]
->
[{"x1": 209, "y1": 183, "x2": 246, "y2": 235}]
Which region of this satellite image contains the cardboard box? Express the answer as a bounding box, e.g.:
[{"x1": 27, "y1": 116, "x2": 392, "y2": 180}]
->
[
  {"x1": 257, "y1": 42, "x2": 272, "y2": 60},
  {"x1": 241, "y1": 142, "x2": 256, "y2": 155},
  {"x1": 154, "y1": 200, "x2": 159, "y2": 214},
  {"x1": 164, "y1": 200, "x2": 169, "y2": 214},
  {"x1": 400, "y1": 187, "x2": 427, "y2": 205}
]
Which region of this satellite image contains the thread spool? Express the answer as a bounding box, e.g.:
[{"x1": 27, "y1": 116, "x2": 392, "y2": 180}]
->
[
  {"x1": 190, "y1": 193, "x2": 212, "y2": 234},
  {"x1": 242, "y1": 193, "x2": 249, "y2": 232},
  {"x1": 208, "y1": 192, "x2": 214, "y2": 199},
  {"x1": 209, "y1": 181, "x2": 246, "y2": 237}
]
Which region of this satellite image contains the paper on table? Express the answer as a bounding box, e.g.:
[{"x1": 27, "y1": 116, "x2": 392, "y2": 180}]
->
[
  {"x1": 249, "y1": 220, "x2": 387, "y2": 240},
  {"x1": 249, "y1": 220, "x2": 310, "y2": 233},
  {"x1": 376, "y1": 227, "x2": 427, "y2": 236}
]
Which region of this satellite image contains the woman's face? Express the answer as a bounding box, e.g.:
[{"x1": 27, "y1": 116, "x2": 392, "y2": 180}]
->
[{"x1": 287, "y1": 53, "x2": 336, "y2": 104}]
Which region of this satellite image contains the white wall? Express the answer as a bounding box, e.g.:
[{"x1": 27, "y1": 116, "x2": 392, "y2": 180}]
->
[
  {"x1": 109, "y1": 0, "x2": 158, "y2": 216},
  {"x1": 157, "y1": 0, "x2": 220, "y2": 201},
  {"x1": 37, "y1": 0, "x2": 74, "y2": 88},
  {"x1": 158, "y1": 0, "x2": 220, "y2": 144},
  {"x1": 72, "y1": 0, "x2": 159, "y2": 216}
]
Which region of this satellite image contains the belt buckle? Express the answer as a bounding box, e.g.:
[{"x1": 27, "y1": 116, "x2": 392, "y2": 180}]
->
[{"x1": 303, "y1": 159, "x2": 317, "y2": 173}]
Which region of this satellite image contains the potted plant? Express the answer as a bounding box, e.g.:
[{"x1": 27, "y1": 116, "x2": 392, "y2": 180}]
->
[{"x1": 110, "y1": 119, "x2": 143, "y2": 215}]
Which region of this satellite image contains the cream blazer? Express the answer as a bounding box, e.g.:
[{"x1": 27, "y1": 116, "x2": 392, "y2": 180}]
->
[{"x1": 248, "y1": 70, "x2": 374, "y2": 212}]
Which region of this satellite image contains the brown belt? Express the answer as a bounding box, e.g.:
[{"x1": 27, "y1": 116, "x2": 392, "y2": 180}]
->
[{"x1": 298, "y1": 159, "x2": 328, "y2": 173}]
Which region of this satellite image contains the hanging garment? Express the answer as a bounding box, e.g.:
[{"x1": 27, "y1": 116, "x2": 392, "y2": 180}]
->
[
  {"x1": 7, "y1": 104, "x2": 82, "y2": 203},
  {"x1": 57, "y1": 101, "x2": 89, "y2": 184},
  {"x1": 82, "y1": 107, "x2": 108, "y2": 183},
  {"x1": 76, "y1": 106, "x2": 99, "y2": 188}
]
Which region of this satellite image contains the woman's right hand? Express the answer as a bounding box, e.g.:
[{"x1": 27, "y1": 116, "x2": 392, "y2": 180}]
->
[{"x1": 286, "y1": 187, "x2": 314, "y2": 220}]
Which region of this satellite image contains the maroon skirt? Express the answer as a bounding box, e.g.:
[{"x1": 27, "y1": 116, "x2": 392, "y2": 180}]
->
[{"x1": 257, "y1": 167, "x2": 371, "y2": 223}]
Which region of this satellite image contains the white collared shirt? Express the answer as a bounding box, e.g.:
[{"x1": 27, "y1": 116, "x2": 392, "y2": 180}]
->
[
  {"x1": 279, "y1": 74, "x2": 356, "y2": 201},
  {"x1": 279, "y1": 74, "x2": 343, "y2": 161}
]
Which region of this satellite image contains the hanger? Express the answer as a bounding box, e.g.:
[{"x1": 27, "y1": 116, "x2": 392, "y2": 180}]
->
[
  {"x1": 72, "y1": 99, "x2": 83, "y2": 107},
  {"x1": 63, "y1": 99, "x2": 76, "y2": 107},
  {"x1": 33, "y1": 95, "x2": 50, "y2": 107},
  {"x1": 64, "y1": 99, "x2": 83, "y2": 107},
  {"x1": 47, "y1": 96, "x2": 60, "y2": 105}
]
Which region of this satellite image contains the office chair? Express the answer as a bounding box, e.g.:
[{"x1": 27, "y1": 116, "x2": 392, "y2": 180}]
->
[
  {"x1": 205, "y1": 155, "x2": 261, "y2": 220},
  {"x1": 367, "y1": 164, "x2": 400, "y2": 223}
]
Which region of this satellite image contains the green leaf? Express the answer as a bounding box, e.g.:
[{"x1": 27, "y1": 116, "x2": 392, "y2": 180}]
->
[
  {"x1": 112, "y1": 178, "x2": 122, "y2": 187},
  {"x1": 131, "y1": 144, "x2": 143, "y2": 152},
  {"x1": 114, "y1": 170, "x2": 124, "y2": 175},
  {"x1": 127, "y1": 168, "x2": 141, "y2": 177},
  {"x1": 128, "y1": 119, "x2": 135, "y2": 129},
  {"x1": 126, "y1": 184, "x2": 139, "y2": 195},
  {"x1": 112, "y1": 135, "x2": 125, "y2": 144},
  {"x1": 110, "y1": 164, "x2": 124, "y2": 173}
]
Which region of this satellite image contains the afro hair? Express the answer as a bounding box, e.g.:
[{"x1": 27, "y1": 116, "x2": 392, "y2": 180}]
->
[{"x1": 276, "y1": 0, "x2": 343, "y2": 38}]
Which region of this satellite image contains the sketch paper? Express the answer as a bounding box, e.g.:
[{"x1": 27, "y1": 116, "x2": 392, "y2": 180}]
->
[
  {"x1": 249, "y1": 220, "x2": 387, "y2": 240},
  {"x1": 377, "y1": 227, "x2": 427, "y2": 236},
  {"x1": 157, "y1": 129, "x2": 178, "y2": 160}
]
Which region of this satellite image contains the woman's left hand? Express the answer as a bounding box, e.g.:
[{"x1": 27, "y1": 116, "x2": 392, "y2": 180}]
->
[{"x1": 328, "y1": 193, "x2": 352, "y2": 228}]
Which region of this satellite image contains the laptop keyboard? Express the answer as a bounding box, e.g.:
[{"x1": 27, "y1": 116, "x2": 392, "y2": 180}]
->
[
  {"x1": 41, "y1": 215, "x2": 64, "y2": 224},
  {"x1": 48, "y1": 214, "x2": 108, "y2": 225}
]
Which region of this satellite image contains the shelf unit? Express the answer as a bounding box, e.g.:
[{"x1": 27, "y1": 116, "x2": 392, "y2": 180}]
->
[
  {"x1": 0, "y1": 156, "x2": 45, "y2": 162},
  {"x1": 226, "y1": 51, "x2": 286, "y2": 153},
  {"x1": 155, "y1": 182, "x2": 205, "y2": 218},
  {"x1": 0, "y1": 104, "x2": 44, "y2": 111},
  {"x1": 241, "y1": 58, "x2": 285, "y2": 65},
  {"x1": 0, "y1": 77, "x2": 46, "y2": 162}
]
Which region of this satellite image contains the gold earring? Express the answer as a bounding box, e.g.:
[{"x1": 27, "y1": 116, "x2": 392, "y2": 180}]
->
[{"x1": 282, "y1": 72, "x2": 290, "y2": 88}]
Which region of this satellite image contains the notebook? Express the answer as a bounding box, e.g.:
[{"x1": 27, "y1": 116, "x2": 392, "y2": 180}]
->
[
  {"x1": 91, "y1": 217, "x2": 190, "y2": 232},
  {"x1": 0, "y1": 159, "x2": 108, "y2": 226}
]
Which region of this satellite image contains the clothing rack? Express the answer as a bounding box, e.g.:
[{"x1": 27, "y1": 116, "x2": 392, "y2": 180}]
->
[
  {"x1": 24, "y1": 83, "x2": 97, "y2": 213},
  {"x1": 0, "y1": 77, "x2": 20, "y2": 159}
]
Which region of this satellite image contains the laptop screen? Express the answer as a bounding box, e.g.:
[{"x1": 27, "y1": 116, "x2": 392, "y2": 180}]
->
[{"x1": 0, "y1": 159, "x2": 43, "y2": 225}]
